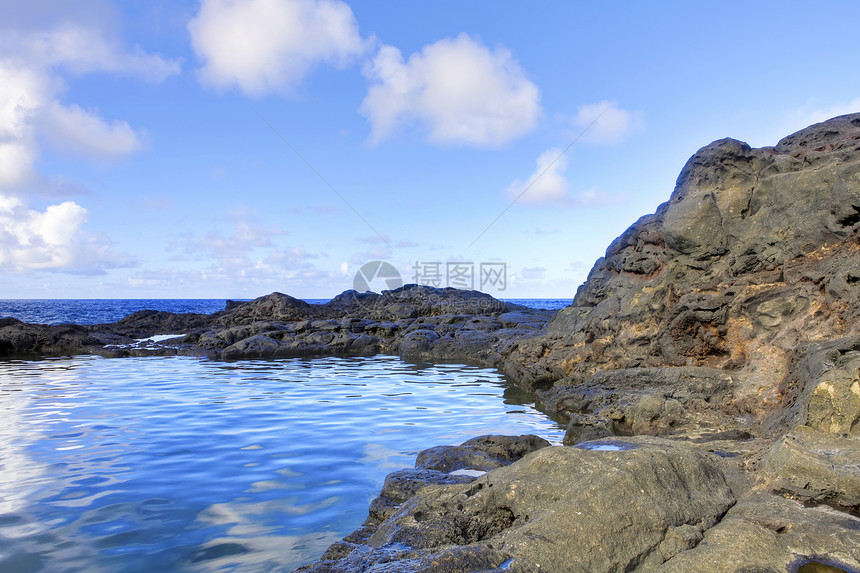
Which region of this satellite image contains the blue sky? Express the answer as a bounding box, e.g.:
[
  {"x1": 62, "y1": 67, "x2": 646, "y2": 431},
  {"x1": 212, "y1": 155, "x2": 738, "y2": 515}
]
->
[{"x1": 1, "y1": 0, "x2": 859, "y2": 299}]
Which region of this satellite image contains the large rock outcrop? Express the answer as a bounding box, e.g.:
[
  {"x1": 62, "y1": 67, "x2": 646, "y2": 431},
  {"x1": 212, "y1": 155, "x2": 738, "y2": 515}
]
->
[{"x1": 503, "y1": 114, "x2": 860, "y2": 438}]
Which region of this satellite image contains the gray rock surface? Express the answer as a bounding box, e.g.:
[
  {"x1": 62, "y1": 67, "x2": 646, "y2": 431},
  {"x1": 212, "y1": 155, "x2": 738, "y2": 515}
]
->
[
  {"x1": 0, "y1": 318, "x2": 102, "y2": 356},
  {"x1": 302, "y1": 438, "x2": 735, "y2": 572},
  {"x1": 762, "y1": 425, "x2": 860, "y2": 511},
  {"x1": 656, "y1": 491, "x2": 860, "y2": 573},
  {"x1": 503, "y1": 114, "x2": 860, "y2": 409}
]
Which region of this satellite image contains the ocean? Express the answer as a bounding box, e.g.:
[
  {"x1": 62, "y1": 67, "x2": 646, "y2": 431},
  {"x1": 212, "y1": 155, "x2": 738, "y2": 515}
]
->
[
  {"x1": 0, "y1": 298, "x2": 571, "y2": 326},
  {"x1": 0, "y1": 299, "x2": 568, "y2": 572}
]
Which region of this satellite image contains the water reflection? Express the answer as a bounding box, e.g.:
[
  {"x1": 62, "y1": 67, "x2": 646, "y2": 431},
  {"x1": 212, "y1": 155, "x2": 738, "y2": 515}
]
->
[{"x1": 0, "y1": 354, "x2": 564, "y2": 571}]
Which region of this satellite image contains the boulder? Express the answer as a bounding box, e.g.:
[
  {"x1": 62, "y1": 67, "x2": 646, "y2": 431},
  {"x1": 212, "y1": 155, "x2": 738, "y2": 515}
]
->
[{"x1": 301, "y1": 438, "x2": 735, "y2": 572}]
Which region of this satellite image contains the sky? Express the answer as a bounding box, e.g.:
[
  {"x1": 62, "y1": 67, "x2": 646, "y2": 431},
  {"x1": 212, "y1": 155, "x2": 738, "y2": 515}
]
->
[{"x1": 1, "y1": 0, "x2": 859, "y2": 300}]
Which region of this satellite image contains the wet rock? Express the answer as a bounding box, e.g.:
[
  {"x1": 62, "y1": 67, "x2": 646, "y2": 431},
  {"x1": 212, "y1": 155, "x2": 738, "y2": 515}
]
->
[
  {"x1": 221, "y1": 333, "x2": 282, "y2": 359},
  {"x1": 399, "y1": 329, "x2": 441, "y2": 354},
  {"x1": 368, "y1": 469, "x2": 475, "y2": 523},
  {"x1": 300, "y1": 435, "x2": 549, "y2": 572}
]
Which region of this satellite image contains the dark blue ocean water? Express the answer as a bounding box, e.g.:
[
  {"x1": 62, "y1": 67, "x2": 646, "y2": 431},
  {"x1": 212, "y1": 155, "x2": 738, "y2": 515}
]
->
[
  {"x1": 0, "y1": 355, "x2": 565, "y2": 572},
  {"x1": 0, "y1": 298, "x2": 570, "y2": 325}
]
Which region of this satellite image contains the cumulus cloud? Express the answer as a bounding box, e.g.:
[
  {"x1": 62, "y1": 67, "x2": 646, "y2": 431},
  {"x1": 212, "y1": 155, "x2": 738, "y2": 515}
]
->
[
  {"x1": 0, "y1": 194, "x2": 131, "y2": 274},
  {"x1": 360, "y1": 35, "x2": 541, "y2": 146},
  {"x1": 0, "y1": 62, "x2": 45, "y2": 188},
  {"x1": 0, "y1": 12, "x2": 179, "y2": 194},
  {"x1": 565, "y1": 100, "x2": 642, "y2": 145},
  {"x1": 506, "y1": 147, "x2": 621, "y2": 207},
  {"x1": 0, "y1": 5, "x2": 176, "y2": 275},
  {"x1": 189, "y1": 0, "x2": 368, "y2": 96}
]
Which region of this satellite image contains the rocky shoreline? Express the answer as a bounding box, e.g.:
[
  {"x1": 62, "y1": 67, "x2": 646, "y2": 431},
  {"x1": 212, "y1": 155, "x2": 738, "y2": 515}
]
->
[
  {"x1": 0, "y1": 286, "x2": 554, "y2": 363},
  {"x1": 4, "y1": 114, "x2": 860, "y2": 571}
]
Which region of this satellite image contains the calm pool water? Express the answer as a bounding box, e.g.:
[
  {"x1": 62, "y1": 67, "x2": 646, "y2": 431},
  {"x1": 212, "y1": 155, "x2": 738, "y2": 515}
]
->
[{"x1": 0, "y1": 355, "x2": 564, "y2": 572}]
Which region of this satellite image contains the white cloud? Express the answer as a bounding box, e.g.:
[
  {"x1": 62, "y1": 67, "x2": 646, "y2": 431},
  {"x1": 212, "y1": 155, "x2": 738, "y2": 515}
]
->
[
  {"x1": 361, "y1": 35, "x2": 541, "y2": 146},
  {"x1": 9, "y1": 24, "x2": 180, "y2": 82},
  {"x1": 787, "y1": 97, "x2": 860, "y2": 132},
  {"x1": 0, "y1": 140, "x2": 39, "y2": 189},
  {"x1": 0, "y1": 15, "x2": 179, "y2": 195},
  {"x1": 172, "y1": 219, "x2": 286, "y2": 268},
  {"x1": 566, "y1": 100, "x2": 641, "y2": 145},
  {"x1": 40, "y1": 101, "x2": 146, "y2": 160},
  {"x1": 0, "y1": 194, "x2": 130, "y2": 274},
  {"x1": 189, "y1": 0, "x2": 368, "y2": 96},
  {"x1": 265, "y1": 245, "x2": 320, "y2": 265},
  {"x1": 0, "y1": 5, "x2": 173, "y2": 277},
  {"x1": 0, "y1": 62, "x2": 44, "y2": 187},
  {"x1": 506, "y1": 147, "x2": 621, "y2": 207},
  {"x1": 506, "y1": 147, "x2": 569, "y2": 205}
]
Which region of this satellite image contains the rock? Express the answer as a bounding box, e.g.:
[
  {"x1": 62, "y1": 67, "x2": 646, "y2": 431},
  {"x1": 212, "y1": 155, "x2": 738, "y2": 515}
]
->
[
  {"x1": 297, "y1": 114, "x2": 860, "y2": 571},
  {"x1": 221, "y1": 333, "x2": 282, "y2": 359},
  {"x1": 215, "y1": 292, "x2": 333, "y2": 326},
  {"x1": 305, "y1": 438, "x2": 734, "y2": 573},
  {"x1": 497, "y1": 311, "x2": 550, "y2": 329},
  {"x1": 97, "y1": 309, "x2": 213, "y2": 338},
  {"x1": 764, "y1": 336, "x2": 860, "y2": 437},
  {"x1": 367, "y1": 469, "x2": 475, "y2": 524},
  {"x1": 415, "y1": 434, "x2": 551, "y2": 473},
  {"x1": 762, "y1": 425, "x2": 860, "y2": 511},
  {"x1": 656, "y1": 491, "x2": 860, "y2": 573},
  {"x1": 0, "y1": 284, "x2": 554, "y2": 362},
  {"x1": 300, "y1": 435, "x2": 549, "y2": 572},
  {"x1": 502, "y1": 114, "x2": 860, "y2": 419},
  {"x1": 8, "y1": 114, "x2": 860, "y2": 572},
  {"x1": 535, "y1": 367, "x2": 742, "y2": 444},
  {"x1": 0, "y1": 319, "x2": 102, "y2": 357}
]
